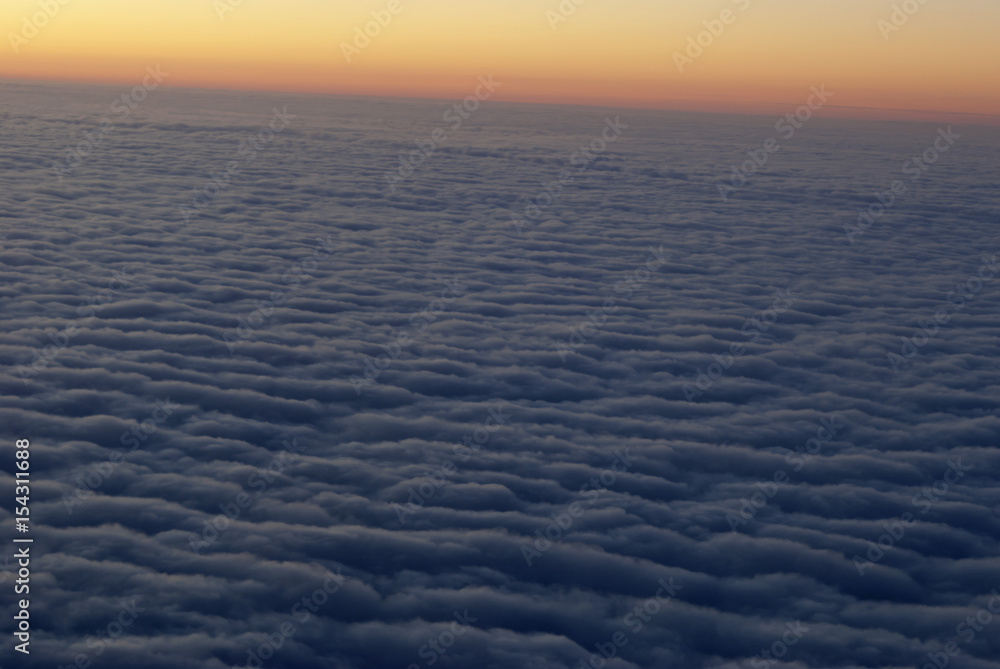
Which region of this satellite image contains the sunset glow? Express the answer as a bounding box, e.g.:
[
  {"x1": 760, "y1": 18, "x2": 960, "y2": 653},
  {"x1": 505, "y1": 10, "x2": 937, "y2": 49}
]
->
[{"x1": 2, "y1": 0, "x2": 998, "y2": 120}]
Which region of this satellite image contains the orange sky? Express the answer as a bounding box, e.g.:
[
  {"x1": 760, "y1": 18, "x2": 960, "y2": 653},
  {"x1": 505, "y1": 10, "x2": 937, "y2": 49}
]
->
[{"x1": 1, "y1": 0, "x2": 998, "y2": 123}]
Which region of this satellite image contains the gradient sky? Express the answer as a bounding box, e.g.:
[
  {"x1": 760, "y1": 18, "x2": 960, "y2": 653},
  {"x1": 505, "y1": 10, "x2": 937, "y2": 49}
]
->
[{"x1": 1, "y1": 0, "x2": 998, "y2": 121}]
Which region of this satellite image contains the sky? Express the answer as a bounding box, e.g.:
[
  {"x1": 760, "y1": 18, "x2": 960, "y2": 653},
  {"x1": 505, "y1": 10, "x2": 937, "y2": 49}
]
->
[{"x1": 1, "y1": 0, "x2": 998, "y2": 122}]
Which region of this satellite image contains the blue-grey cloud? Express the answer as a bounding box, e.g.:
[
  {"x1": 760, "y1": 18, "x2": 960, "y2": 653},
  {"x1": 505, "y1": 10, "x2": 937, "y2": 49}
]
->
[{"x1": 1, "y1": 80, "x2": 999, "y2": 669}]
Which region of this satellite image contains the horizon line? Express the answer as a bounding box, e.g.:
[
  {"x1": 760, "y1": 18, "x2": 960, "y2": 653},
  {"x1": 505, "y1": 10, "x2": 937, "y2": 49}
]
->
[{"x1": 2, "y1": 73, "x2": 998, "y2": 129}]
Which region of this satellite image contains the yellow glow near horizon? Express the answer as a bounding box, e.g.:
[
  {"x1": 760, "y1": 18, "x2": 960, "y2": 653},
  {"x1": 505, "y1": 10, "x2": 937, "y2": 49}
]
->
[{"x1": 1, "y1": 0, "x2": 997, "y2": 122}]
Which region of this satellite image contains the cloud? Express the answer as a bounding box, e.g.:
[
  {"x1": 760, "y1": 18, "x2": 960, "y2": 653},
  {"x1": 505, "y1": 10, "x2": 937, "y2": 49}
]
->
[{"x1": 1, "y1": 81, "x2": 999, "y2": 669}]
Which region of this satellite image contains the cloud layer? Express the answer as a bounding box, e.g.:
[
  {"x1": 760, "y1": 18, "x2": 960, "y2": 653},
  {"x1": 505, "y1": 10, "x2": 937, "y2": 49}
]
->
[{"x1": 1, "y1": 81, "x2": 999, "y2": 669}]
